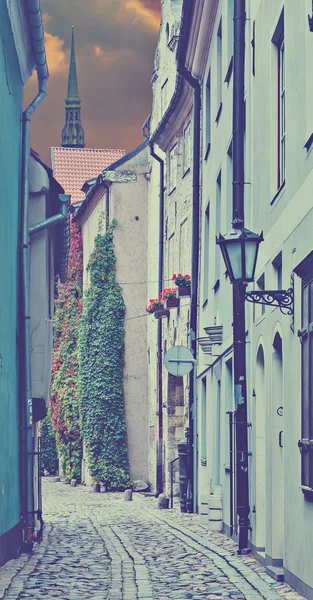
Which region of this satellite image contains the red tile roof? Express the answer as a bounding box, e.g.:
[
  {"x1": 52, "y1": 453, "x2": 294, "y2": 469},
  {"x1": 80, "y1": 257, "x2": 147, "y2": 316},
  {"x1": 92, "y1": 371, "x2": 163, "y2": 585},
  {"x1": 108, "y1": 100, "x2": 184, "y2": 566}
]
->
[{"x1": 51, "y1": 147, "x2": 125, "y2": 203}]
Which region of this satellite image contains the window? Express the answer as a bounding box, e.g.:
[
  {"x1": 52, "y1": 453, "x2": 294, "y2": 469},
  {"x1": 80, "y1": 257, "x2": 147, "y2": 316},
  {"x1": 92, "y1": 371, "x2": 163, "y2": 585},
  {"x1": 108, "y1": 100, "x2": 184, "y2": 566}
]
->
[
  {"x1": 227, "y1": 0, "x2": 234, "y2": 68},
  {"x1": 179, "y1": 219, "x2": 188, "y2": 274},
  {"x1": 201, "y1": 377, "x2": 207, "y2": 465},
  {"x1": 278, "y1": 36, "x2": 285, "y2": 188},
  {"x1": 183, "y1": 122, "x2": 191, "y2": 173},
  {"x1": 205, "y1": 71, "x2": 211, "y2": 157},
  {"x1": 252, "y1": 20, "x2": 256, "y2": 77},
  {"x1": 216, "y1": 20, "x2": 223, "y2": 121},
  {"x1": 202, "y1": 202, "x2": 210, "y2": 304},
  {"x1": 272, "y1": 12, "x2": 285, "y2": 190},
  {"x1": 167, "y1": 233, "x2": 175, "y2": 282},
  {"x1": 168, "y1": 144, "x2": 177, "y2": 192},
  {"x1": 215, "y1": 171, "x2": 222, "y2": 285},
  {"x1": 226, "y1": 142, "x2": 233, "y2": 229},
  {"x1": 305, "y1": 0, "x2": 313, "y2": 147},
  {"x1": 256, "y1": 273, "x2": 265, "y2": 317},
  {"x1": 294, "y1": 252, "x2": 313, "y2": 499},
  {"x1": 272, "y1": 252, "x2": 282, "y2": 290},
  {"x1": 161, "y1": 79, "x2": 168, "y2": 116}
]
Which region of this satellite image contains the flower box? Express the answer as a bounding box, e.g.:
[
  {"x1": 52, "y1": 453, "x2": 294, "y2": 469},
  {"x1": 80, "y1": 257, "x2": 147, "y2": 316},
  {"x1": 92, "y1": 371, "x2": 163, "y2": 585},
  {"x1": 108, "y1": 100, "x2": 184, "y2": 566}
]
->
[
  {"x1": 155, "y1": 305, "x2": 170, "y2": 319},
  {"x1": 177, "y1": 285, "x2": 191, "y2": 298},
  {"x1": 165, "y1": 296, "x2": 180, "y2": 309}
]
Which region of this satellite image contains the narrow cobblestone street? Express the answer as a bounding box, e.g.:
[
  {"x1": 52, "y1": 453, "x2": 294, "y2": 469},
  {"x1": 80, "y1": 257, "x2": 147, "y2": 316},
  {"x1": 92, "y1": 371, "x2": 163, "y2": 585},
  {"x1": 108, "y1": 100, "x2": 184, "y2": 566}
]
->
[{"x1": 0, "y1": 480, "x2": 305, "y2": 600}]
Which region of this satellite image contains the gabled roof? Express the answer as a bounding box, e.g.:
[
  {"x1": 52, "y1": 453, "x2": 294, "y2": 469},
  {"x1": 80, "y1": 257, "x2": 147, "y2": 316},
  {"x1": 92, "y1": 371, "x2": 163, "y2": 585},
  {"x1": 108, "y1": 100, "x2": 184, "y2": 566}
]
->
[
  {"x1": 73, "y1": 140, "x2": 149, "y2": 223},
  {"x1": 50, "y1": 146, "x2": 125, "y2": 203}
]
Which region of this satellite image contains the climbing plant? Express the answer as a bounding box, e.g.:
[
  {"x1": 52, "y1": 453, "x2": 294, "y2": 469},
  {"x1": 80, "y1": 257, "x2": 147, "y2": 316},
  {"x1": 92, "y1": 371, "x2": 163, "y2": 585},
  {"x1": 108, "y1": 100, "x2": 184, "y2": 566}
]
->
[
  {"x1": 40, "y1": 414, "x2": 58, "y2": 475},
  {"x1": 78, "y1": 219, "x2": 130, "y2": 490},
  {"x1": 50, "y1": 222, "x2": 83, "y2": 481}
]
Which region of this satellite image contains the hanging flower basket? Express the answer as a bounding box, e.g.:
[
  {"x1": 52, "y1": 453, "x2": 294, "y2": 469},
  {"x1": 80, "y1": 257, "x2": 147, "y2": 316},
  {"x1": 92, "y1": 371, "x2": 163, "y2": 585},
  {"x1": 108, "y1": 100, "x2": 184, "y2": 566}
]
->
[
  {"x1": 165, "y1": 295, "x2": 180, "y2": 309},
  {"x1": 177, "y1": 285, "x2": 191, "y2": 298},
  {"x1": 172, "y1": 274, "x2": 191, "y2": 298},
  {"x1": 155, "y1": 304, "x2": 170, "y2": 319},
  {"x1": 161, "y1": 287, "x2": 180, "y2": 309}
]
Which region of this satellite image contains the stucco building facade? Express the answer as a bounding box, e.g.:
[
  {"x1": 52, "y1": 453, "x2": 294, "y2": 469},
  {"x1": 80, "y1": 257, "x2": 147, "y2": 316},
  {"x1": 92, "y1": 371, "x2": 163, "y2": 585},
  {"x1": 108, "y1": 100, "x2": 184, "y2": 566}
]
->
[{"x1": 74, "y1": 142, "x2": 150, "y2": 485}]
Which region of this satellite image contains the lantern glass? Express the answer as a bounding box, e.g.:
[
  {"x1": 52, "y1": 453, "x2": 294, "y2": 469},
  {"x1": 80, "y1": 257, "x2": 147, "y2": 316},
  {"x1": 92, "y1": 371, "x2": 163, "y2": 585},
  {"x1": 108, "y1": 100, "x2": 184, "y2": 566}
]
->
[
  {"x1": 227, "y1": 240, "x2": 243, "y2": 280},
  {"x1": 244, "y1": 240, "x2": 259, "y2": 282}
]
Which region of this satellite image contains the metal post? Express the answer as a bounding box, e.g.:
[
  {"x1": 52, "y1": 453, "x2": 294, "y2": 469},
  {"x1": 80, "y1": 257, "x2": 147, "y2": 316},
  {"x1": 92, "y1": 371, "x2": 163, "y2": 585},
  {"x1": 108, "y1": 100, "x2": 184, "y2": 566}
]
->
[{"x1": 232, "y1": 0, "x2": 251, "y2": 553}]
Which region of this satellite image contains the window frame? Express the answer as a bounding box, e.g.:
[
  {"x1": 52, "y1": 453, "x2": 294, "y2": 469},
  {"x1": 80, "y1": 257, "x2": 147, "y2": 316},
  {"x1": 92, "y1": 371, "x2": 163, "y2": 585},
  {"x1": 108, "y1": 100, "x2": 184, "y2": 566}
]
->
[
  {"x1": 168, "y1": 143, "x2": 178, "y2": 193},
  {"x1": 183, "y1": 121, "x2": 191, "y2": 175}
]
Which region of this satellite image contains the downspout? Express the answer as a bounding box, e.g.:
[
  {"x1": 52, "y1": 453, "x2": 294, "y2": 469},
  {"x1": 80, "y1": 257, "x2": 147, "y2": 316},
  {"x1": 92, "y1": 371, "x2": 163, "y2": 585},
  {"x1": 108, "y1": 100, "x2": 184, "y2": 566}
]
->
[
  {"x1": 20, "y1": 0, "x2": 49, "y2": 547},
  {"x1": 149, "y1": 143, "x2": 165, "y2": 496},
  {"x1": 177, "y1": 65, "x2": 201, "y2": 513}
]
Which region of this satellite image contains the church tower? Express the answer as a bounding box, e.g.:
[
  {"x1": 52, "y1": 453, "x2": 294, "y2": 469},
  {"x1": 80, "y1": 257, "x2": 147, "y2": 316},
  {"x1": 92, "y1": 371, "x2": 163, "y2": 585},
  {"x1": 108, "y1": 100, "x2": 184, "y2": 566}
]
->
[{"x1": 61, "y1": 27, "x2": 85, "y2": 148}]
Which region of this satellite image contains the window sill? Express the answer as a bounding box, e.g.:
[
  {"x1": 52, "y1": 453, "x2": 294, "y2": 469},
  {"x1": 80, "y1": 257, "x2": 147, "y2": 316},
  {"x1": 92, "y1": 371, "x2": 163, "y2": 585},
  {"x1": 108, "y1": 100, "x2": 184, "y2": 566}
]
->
[
  {"x1": 215, "y1": 102, "x2": 223, "y2": 124},
  {"x1": 204, "y1": 142, "x2": 211, "y2": 162},
  {"x1": 168, "y1": 186, "x2": 176, "y2": 197},
  {"x1": 224, "y1": 56, "x2": 233, "y2": 85},
  {"x1": 213, "y1": 279, "x2": 220, "y2": 293},
  {"x1": 301, "y1": 486, "x2": 313, "y2": 501},
  {"x1": 271, "y1": 180, "x2": 285, "y2": 206},
  {"x1": 182, "y1": 167, "x2": 190, "y2": 179},
  {"x1": 304, "y1": 132, "x2": 313, "y2": 154}
]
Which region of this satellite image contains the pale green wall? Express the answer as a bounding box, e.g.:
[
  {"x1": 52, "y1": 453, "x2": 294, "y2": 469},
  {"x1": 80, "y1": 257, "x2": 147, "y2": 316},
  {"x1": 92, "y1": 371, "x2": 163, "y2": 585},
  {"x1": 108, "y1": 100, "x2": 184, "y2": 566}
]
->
[{"x1": 0, "y1": 1, "x2": 24, "y2": 537}]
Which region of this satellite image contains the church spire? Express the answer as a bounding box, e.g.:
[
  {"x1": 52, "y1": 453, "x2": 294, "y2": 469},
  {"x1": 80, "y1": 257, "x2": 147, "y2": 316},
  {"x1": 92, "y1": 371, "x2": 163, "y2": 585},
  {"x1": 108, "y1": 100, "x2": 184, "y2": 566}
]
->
[{"x1": 62, "y1": 27, "x2": 85, "y2": 148}]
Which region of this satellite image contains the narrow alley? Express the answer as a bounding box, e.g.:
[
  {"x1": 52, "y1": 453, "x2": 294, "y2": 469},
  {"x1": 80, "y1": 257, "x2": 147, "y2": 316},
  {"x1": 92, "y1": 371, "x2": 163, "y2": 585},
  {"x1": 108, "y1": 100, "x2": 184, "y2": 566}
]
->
[{"x1": 0, "y1": 480, "x2": 304, "y2": 600}]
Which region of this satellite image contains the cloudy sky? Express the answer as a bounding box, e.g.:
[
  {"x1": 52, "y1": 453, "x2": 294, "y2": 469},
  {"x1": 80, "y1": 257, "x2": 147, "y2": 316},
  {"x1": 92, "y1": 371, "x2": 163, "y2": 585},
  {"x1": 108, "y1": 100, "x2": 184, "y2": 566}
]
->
[{"x1": 25, "y1": 0, "x2": 161, "y2": 164}]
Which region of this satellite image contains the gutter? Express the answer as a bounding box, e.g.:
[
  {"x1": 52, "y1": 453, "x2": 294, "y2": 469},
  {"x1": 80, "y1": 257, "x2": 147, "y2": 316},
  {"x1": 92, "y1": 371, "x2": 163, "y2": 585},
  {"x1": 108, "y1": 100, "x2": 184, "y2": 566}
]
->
[
  {"x1": 20, "y1": 0, "x2": 49, "y2": 548},
  {"x1": 149, "y1": 143, "x2": 165, "y2": 495}
]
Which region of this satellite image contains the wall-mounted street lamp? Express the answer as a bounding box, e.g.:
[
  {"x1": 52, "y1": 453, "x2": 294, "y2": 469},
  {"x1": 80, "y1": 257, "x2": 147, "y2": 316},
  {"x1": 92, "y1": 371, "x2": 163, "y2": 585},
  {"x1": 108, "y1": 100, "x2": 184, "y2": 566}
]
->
[{"x1": 217, "y1": 225, "x2": 294, "y2": 316}]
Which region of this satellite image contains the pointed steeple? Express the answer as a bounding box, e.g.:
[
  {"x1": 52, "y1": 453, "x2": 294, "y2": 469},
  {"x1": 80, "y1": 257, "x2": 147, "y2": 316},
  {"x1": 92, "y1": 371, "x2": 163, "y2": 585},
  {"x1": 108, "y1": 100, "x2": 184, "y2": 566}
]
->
[{"x1": 62, "y1": 27, "x2": 85, "y2": 148}]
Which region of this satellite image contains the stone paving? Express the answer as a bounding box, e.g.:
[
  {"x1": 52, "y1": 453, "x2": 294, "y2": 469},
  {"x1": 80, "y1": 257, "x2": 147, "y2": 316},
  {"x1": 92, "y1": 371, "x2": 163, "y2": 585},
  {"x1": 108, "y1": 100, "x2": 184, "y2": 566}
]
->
[{"x1": 0, "y1": 479, "x2": 306, "y2": 600}]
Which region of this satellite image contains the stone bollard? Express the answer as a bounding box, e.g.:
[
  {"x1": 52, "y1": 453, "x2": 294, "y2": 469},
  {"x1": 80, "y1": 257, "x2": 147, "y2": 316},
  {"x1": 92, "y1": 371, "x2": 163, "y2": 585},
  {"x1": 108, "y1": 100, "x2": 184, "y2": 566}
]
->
[
  {"x1": 70, "y1": 479, "x2": 77, "y2": 487},
  {"x1": 157, "y1": 494, "x2": 169, "y2": 509},
  {"x1": 93, "y1": 483, "x2": 101, "y2": 493},
  {"x1": 123, "y1": 489, "x2": 133, "y2": 501}
]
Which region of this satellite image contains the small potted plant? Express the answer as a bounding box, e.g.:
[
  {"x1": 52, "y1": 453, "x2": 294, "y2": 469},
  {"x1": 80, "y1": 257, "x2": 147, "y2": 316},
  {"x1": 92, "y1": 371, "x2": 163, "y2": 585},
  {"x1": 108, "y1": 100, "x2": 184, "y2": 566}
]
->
[
  {"x1": 172, "y1": 273, "x2": 191, "y2": 297},
  {"x1": 146, "y1": 298, "x2": 169, "y2": 319},
  {"x1": 161, "y1": 287, "x2": 180, "y2": 309}
]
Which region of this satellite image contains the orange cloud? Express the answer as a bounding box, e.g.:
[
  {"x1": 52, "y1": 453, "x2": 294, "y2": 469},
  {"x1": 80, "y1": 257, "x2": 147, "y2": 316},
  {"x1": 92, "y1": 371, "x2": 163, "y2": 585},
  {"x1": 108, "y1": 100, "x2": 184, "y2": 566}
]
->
[
  {"x1": 45, "y1": 31, "x2": 67, "y2": 76},
  {"x1": 123, "y1": 0, "x2": 161, "y2": 31},
  {"x1": 92, "y1": 45, "x2": 134, "y2": 65}
]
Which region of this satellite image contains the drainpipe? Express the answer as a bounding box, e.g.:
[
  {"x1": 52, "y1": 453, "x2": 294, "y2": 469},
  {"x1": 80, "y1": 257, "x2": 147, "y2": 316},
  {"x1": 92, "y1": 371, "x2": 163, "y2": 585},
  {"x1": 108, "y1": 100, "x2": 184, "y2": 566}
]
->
[
  {"x1": 149, "y1": 143, "x2": 165, "y2": 496},
  {"x1": 232, "y1": 0, "x2": 251, "y2": 553},
  {"x1": 20, "y1": 0, "x2": 49, "y2": 547},
  {"x1": 177, "y1": 65, "x2": 201, "y2": 513}
]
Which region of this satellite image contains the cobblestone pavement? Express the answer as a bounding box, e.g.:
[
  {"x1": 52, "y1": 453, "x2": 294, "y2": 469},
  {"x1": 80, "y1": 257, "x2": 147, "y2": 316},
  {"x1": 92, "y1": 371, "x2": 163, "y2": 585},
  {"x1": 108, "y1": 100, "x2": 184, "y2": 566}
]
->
[{"x1": 0, "y1": 479, "x2": 305, "y2": 600}]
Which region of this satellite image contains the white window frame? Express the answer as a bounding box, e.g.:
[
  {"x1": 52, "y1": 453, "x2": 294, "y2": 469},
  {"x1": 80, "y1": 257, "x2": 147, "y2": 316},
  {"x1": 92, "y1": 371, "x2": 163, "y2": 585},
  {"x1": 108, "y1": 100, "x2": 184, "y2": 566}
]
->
[
  {"x1": 168, "y1": 144, "x2": 177, "y2": 192},
  {"x1": 183, "y1": 122, "x2": 191, "y2": 174},
  {"x1": 278, "y1": 35, "x2": 285, "y2": 188},
  {"x1": 161, "y1": 79, "x2": 168, "y2": 116}
]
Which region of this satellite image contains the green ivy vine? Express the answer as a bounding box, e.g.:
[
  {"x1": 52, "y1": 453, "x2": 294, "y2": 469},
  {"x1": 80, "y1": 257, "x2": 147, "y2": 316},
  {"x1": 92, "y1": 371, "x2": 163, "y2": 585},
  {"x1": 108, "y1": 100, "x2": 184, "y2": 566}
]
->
[
  {"x1": 78, "y1": 219, "x2": 130, "y2": 490},
  {"x1": 50, "y1": 222, "x2": 83, "y2": 481}
]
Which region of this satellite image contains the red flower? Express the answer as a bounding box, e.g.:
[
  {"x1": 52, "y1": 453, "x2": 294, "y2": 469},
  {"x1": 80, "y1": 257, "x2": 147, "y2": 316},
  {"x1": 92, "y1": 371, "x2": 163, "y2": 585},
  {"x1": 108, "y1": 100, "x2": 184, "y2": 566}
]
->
[
  {"x1": 178, "y1": 273, "x2": 182, "y2": 277},
  {"x1": 185, "y1": 274, "x2": 191, "y2": 279},
  {"x1": 172, "y1": 274, "x2": 176, "y2": 281}
]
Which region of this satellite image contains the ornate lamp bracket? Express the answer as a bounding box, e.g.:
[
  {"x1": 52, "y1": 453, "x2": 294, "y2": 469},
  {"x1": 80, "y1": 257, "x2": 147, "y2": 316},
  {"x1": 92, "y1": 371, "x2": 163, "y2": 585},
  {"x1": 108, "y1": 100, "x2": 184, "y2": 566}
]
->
[{"x1": 245, "y1": 275, "x2": 294, "y2": 316}]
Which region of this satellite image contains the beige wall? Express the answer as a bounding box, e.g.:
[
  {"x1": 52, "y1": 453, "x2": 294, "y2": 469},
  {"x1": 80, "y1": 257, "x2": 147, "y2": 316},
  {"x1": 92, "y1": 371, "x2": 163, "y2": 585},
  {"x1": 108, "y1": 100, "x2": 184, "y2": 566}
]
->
[{"x1": 80, "y1": 145, "x2": 149, "y2": 483}]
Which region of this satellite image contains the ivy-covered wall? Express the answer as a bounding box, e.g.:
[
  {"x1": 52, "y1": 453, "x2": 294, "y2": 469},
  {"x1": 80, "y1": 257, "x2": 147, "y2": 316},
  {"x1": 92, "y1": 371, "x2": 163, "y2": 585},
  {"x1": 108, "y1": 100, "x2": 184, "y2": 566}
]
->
[
  {"x1": 78, "y1": 220, "x2": 130, "y2": 490},
  {"x1": 50, "y1": 222, "x2": 83, "y2": 481}
]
